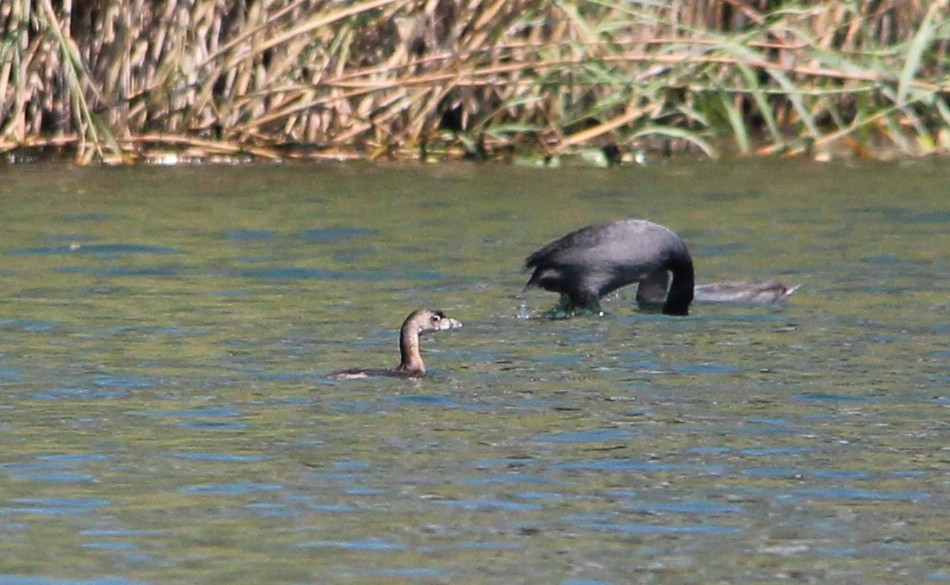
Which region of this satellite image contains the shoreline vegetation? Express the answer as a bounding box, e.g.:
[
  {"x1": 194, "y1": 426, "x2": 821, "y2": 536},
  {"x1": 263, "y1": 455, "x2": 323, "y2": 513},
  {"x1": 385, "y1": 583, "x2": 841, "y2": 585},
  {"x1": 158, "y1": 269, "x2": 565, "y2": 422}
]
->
[{"x1": 1, "y1": 0, "x2": 949, "y2": 166}]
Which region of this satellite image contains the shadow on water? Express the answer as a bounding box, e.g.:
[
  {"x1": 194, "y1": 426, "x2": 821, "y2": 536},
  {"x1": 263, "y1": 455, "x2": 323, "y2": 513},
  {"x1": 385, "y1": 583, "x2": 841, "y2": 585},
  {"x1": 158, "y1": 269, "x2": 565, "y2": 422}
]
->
[{"x1": 0, "y1": 159, "x2": 947, "y2": 584}]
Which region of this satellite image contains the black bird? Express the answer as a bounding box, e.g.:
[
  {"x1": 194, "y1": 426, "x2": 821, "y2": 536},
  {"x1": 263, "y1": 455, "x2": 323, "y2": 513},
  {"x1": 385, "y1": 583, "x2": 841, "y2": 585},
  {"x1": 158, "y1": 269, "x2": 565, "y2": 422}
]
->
[{"x1": 524, "y1": 219, "x2": 695, "y2": 316}]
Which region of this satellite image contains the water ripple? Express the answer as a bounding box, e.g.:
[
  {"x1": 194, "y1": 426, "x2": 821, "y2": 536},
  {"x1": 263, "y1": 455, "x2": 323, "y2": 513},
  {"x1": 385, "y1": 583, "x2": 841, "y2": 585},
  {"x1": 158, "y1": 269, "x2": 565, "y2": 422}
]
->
[
  {"x1": 293, "y1": 227, "x2": 376, "y2": 241},
  {"x1": 181, "y1": 483, "x2": 284, "y2": 495},
  {"x1": 301, "y1": 538, "x2": 408, "y2": 551},
  {"x1": 559, "y1": 460, "x2": 729, "y2": 475},
  {"x1": 0, "y1": 578, "x2": 148, "y2": 585},
  {"x1": 225, "y1": 229, "x2": 275, "y2": 241},
  {"x1": 581, "y1": 521, "x2": 743, "y2": 535},
  {"x1": 237, "y1": 267, "x2": 447, "y2": 281},
  {"x1": 2, "y1": 497, "x2": 110, "y2": 516},
  {"x1": 435, "y1": 499, "x2": 542, "y2": 512},
  {"x1": 791, "y1": 487, "x2": 931, "y2": 501},
  {"x1": 532, "y1": 428, "x2": 636, "y2": 443},
  {"x1": 11, "y1": 243, "x2": 179, "y2": 257},
  {"x1": 622, "y1": 501, "x2": 746, "y2": 514}
]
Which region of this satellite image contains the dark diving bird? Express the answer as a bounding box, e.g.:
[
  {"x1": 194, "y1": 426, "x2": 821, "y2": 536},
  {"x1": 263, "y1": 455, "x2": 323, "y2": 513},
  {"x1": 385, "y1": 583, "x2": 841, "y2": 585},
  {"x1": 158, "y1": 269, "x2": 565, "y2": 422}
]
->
[{"x1": 524, "y1": 219, "x2": 695, "y2": 316}]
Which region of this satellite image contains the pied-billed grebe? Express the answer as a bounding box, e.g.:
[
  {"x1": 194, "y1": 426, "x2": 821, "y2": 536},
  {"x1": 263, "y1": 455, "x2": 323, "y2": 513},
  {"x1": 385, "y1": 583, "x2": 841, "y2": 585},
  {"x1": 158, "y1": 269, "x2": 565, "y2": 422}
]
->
[
  {"x1": 524, "y1": 219, "x2": 695, "y2": 316},
  {"x1": 635, "y1": 274, "x2": 800, "y2": 306},
  {"x1": 693, "y1": 280, "x2": 800, "y2": 304},
  {"x1": 330, "y1": 309, "x2": 462, "y2": 380}
]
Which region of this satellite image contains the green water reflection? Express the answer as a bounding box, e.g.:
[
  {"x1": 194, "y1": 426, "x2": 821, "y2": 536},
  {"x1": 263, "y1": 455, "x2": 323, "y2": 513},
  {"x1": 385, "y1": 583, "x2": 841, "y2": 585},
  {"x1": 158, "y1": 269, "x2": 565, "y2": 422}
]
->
[{"x1": 0, "y1": 159, "x2": 947, "y2": 584}]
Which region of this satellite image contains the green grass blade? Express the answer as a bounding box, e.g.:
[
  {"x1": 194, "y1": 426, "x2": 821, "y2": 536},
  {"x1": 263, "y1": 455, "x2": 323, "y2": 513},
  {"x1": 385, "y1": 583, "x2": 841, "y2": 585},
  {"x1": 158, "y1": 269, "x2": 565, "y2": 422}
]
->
[
  {"x1": 897, "y1": 1, "x2": 939, "y2": 106},
  {"x1": 633, "y1": 125, "x2": 718, "y2": 158}
]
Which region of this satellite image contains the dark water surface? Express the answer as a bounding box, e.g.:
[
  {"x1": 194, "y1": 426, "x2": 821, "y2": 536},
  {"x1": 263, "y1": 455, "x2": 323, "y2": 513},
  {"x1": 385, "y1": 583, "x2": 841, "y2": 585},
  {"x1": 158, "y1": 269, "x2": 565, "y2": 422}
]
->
[{"x1": 1, "y1": 160, "x2": 947, "y2": 584}]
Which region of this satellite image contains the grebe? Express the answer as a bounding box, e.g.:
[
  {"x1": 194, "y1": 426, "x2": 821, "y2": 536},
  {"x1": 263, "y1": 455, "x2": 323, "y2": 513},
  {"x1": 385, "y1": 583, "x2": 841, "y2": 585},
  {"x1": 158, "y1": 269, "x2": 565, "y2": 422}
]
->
[
  {"x1": 693, "y1": 280, "x2": 800, "y2": 304},
  {"x1": 331, "y1": 309, "x2": 461, "y2": 379},
  {"x1": 634, "y1": 273, "x2": 800, "y2": 307}
]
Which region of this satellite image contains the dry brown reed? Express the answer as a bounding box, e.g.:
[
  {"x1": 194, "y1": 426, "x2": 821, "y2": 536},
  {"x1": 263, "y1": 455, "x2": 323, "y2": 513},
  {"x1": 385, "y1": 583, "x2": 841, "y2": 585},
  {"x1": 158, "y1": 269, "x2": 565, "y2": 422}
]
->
[{"x1": 1, "y1": 0, "x2": 948, "y2": 164}]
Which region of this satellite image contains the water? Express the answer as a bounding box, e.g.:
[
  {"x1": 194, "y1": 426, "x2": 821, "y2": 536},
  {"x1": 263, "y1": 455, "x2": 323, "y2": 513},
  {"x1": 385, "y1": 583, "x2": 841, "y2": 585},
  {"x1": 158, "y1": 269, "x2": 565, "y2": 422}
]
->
[{"x1": 0, "y1": 159, "x2": 947, "y2": 584}]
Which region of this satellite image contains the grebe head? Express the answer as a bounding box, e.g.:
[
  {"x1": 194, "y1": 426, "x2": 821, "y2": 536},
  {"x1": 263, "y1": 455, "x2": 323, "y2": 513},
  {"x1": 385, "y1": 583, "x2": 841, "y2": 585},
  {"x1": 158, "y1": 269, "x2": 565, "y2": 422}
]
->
[{"x1": 405, "y1": 309, "x2": 463, "y2": 334}]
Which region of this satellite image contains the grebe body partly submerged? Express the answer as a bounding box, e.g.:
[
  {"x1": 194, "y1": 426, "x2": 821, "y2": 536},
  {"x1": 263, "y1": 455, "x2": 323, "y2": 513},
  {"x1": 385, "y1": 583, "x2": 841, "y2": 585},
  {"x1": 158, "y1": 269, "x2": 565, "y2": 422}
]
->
[
  {"x1": 331, "y1": 309, "x2": 461, "y2": 380},
  {"x1": 636, "y1": 274, "x2": 801, "y2": 307},
  {"x1": 524, "y1": 219, "x2": 695, "y2": 316},
  {"x1": 693, "y1": 280, "x2": 800, "y2": 304}
]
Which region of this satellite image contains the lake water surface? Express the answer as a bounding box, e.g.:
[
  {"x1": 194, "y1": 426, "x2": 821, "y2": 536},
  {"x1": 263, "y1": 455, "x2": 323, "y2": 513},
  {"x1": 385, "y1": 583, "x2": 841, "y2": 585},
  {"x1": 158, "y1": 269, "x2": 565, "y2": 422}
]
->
[{"x1": 0, "y1": 159, "x2": 947, "y2": 584}]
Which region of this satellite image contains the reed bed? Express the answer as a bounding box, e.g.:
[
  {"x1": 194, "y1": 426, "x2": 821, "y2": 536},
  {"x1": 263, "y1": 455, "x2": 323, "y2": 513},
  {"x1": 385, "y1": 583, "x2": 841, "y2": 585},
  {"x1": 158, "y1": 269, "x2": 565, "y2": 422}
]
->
[{"x1": 1, "y1": 0, "x2": 948, "y2": 164}]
